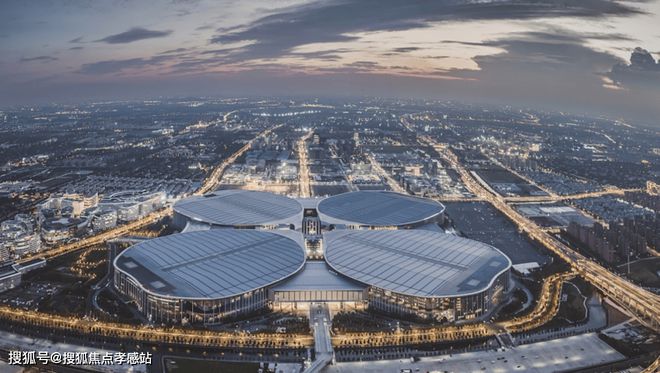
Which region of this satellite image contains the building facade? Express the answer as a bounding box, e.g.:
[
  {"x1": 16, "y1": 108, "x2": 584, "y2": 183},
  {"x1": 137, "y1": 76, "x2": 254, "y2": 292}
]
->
[
  {"x1": 114, "y1": 270, "x2": 271, "y2": 324},
  {"x1": 114, "y1": 191, "x2": 511, "y2": 325},
  {"x1": 368, "y1": 270, "x2": 510, "y2": 322}
]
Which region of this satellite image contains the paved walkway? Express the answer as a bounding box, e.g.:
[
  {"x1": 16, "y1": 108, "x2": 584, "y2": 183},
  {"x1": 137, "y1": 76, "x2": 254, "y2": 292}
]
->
[
  {"x1": 322, "y1": 332, "x2": 623, "y2": 373},
  {"x1": 305, "y1": 303, "x2": 334, "y2": 373}
]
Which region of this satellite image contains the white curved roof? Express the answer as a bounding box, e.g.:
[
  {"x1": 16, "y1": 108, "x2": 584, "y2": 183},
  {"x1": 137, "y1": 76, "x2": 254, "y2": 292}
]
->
[
  {"x1": 114, "y1": 229, "x2": 305, "y2": 299},
  {"x1": 324, "y1": 230, "x2": 511, "y2": 298},
  {"x1": 174, "y1": 190, "x2": 302, "y2": 227},
  {"x1": 317, "y1": 191, "x2": 445, "y2": 227}
]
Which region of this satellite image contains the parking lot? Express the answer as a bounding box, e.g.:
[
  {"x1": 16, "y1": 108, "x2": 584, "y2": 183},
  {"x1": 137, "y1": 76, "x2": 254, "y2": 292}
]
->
[{"x1": 444, "y1": 202, "x2": 550, "y2": 265}]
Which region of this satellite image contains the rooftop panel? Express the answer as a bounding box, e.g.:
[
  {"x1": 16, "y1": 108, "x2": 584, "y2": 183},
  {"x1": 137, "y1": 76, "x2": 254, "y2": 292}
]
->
[
  {"x1": 174, "y1": 190, "x2": 302, "y2": 226},
  {"x1": 271, "y1": 261, "x2": 366, "y2": 292},
  {"x1": 115, "y1": 229, "x2": 305, "y2": 299},
  {"x1": 324, "y1": 230, "x2": 511, "y2": 298},
  {"x1": 317, "y1": 191, "x2": 445, "y2": 227}
]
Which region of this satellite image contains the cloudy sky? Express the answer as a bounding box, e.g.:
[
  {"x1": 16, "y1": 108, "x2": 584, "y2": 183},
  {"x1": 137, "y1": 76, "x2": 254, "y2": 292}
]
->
[{"x1": 1, "y1": 0, "x2": 659, "y2": 123}]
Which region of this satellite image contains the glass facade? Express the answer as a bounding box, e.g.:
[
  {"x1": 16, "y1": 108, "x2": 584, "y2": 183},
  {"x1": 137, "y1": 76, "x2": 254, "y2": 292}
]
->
[
  {"x1": 368, "y1": 269, "x2": 510, "y2": 322},
  {"x1": 116, "y1": 268, "x2": 509, "y2": 325},
  {"x1": 114, "y1": 270, "x2": 270, "y2": 325},
  {"x1": 271, "y1": 289, "x2": 364, "y2": 303}
]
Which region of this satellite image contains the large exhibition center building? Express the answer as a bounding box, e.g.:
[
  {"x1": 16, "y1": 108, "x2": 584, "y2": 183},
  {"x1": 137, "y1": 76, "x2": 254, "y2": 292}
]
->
[{"x1": 114, "y1": 190, "x2": 511, "y2": 325}]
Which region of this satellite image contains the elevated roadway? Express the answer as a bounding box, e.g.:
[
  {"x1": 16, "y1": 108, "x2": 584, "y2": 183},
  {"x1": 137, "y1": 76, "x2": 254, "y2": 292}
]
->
[
  {"x1": 18, "y1": 207, "x2": 172, "y2": 263},
  {"x1": 401, "y1": 116, "x2": 660, "y2": 333}
]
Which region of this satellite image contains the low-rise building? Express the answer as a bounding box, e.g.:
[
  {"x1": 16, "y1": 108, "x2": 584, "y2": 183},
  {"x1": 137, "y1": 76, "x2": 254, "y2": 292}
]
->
[{"x1": 92, "y1": 208, "x2": 118, "y2": 231}]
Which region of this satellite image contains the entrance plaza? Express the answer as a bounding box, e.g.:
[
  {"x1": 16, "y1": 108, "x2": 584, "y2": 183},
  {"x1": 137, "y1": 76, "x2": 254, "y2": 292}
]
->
[{"x1": 270, "y1": 261, "x2": 367, "y2": 313}]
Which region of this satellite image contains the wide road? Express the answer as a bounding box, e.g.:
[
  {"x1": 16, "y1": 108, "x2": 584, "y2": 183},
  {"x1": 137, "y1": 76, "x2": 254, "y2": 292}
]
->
[
  {"x1": 298, "y1": 130, "x2": 314, "y2": 198},
  {"x1": 18, "y1": 207, "x2": 172, "y2": 262},
  {"x1": 401, "y1": 116, "x2": 660, "y2": 333},
  {"x1": 196, "y1": 125, "x2": 280, "y2": 195},
  {"x1": 365, "y1": 153, "x2": 407, "y2": 194}
]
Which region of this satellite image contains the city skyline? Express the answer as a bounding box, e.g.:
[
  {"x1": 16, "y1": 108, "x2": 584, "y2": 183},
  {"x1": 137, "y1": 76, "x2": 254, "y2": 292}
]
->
[
  {"x1": 0, "y1": 2, "x2": 659, "y2": 372},
  {"x1": 2, "y1": 0, "x2": 660, "y2": 124},
  {"x1": 0, "y1": 97, "x2": 658, "y2": 372}
]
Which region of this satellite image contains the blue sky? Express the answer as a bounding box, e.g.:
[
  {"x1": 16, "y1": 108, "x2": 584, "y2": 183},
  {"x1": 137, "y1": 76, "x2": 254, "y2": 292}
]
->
[{"x1": 1, "y1": 0, "x2": 659, "y2": 123}]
